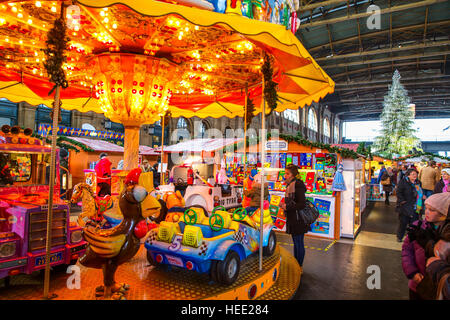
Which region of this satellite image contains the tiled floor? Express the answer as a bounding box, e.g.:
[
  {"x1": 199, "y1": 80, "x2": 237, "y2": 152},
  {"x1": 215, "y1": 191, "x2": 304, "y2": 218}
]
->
[{"x1": 277, "y1": 199, "x2": 409, "y2": 300}]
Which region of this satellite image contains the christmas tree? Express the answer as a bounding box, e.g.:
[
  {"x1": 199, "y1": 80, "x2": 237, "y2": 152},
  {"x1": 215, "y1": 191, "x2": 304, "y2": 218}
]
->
[{"x1": 372, "y1": 70, "x2": 421, "y2": 158}]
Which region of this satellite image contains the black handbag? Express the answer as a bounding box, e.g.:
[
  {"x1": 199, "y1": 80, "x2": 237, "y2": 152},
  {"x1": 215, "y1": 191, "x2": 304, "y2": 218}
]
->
[{"x1": 296, "y1": 200, "x2": 320, "y2": 226}]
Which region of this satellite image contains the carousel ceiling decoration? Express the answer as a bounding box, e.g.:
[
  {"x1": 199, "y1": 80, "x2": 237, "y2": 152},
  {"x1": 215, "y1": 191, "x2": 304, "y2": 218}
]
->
[{"x1": 0, "y1": 0, "x2": 334, "y2": 122}]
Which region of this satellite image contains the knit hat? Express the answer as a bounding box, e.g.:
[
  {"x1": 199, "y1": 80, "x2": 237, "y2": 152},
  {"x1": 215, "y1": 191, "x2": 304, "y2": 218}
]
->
[
  {"x1": 425, "y1": 192, "x2": 450, "y2": 216},
  {"x1": 442, "y1": 168, "x2": 450, "y2": 176}
]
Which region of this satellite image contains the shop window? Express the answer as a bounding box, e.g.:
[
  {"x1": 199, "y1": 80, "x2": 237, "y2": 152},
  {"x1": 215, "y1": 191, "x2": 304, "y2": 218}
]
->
[
  {"x1": 323, "y1": 117, "x2": 330, "y2": 137},
  {"x1": 308, "y1": 108, "x2": 318, "y2": 132}
]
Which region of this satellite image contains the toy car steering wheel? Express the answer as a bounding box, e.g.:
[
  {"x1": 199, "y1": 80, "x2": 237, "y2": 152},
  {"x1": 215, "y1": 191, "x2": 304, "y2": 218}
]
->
[
  {"x1": 209, "y1": 213, "x2": 224, "y2": 231},
  {"x1": 232, "y1": 208, "x2": 247, "y2": 221},
  {"x1": 212, "y1": 205, "x2": 226, "y2": 213},
  {"x1": 183, "y1": 208, "x2": 198, "y2": 225}
]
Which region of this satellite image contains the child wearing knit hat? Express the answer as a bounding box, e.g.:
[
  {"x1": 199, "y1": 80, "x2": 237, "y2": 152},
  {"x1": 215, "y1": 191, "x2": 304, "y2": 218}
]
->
[{"x1": 401, "y1": 192, "x2": 450, "y2": 299}]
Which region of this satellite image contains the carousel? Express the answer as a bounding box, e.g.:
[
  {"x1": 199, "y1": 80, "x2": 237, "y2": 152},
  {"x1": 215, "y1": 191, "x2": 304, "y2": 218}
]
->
[{"x1": 0, "y1": 0, "x2": 334, "y2": 300}]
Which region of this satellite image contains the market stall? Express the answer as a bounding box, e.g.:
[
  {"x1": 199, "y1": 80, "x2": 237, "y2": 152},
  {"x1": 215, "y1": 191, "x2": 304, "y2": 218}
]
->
[
  {"x1": 231, "y1": 138, "x2": 365, "y2": 240},
  {"x1": 64, "y1": 137, "x2": 159, "y2": 194},
  {"x1": 365, "y1": 156, "x2": 394, "y2": 201}
]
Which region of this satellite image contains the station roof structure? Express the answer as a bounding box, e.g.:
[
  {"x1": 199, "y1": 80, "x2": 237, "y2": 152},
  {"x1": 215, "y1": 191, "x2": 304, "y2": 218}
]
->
[{"x1": 296, "y1": 0, "x2": 450, "y2": 121}]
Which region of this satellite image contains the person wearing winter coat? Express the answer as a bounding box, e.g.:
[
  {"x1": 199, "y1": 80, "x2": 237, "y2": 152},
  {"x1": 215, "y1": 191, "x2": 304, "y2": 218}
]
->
[
  {"x1": 380, "y1": 167, "x2": 394, "y2": 205},
  {"x1": 401, "y1": 192, "x2": 450, "y2": 299},
  {"x1": 95, "y1": 152, "x2": 112, "y2": 197},
  {"x1": 396, "y1": 169, "x2": 425, "y2": 242},
  {"x1": 397, "y1": 164, "x2": 408, "y2": 185},
  {"x1": 376, "y1": 165, "x2": 386, "y2": 184},
  {"x1": 280, "y1": 164, "x2": 308, "y2": 267},
  {"x1": 434, "y1": 168, "x2": 450, "y2": 194},
  {"x1": 419, "y1": 161, "x2": 440, "y2": 198}
]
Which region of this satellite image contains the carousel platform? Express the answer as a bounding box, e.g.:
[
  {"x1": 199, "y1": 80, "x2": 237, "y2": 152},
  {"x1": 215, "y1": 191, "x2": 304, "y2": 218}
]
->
[{"x1": 0, "y1": 245, "x2": 301, "y2": 300}]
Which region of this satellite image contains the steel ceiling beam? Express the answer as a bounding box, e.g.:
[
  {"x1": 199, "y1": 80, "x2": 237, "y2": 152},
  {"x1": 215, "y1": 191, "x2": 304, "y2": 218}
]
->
[
  {"x1": 330, "y1": 60, "x2": 445, "y2": 78},
  {"x1": 298, "y1": 0, "x2": 347, "y2": 12},
  {"x1": 324, "y1": 50, "x2": 450, "y2": 68},
  {"x1": 336, "y1": 75, "x2": 450, "y2": 86},
  {"x1": 298, "y1": 0, "x2": 447, "y2": 29},
  {"x1": 308, "y1": 21, "x2": 450, "y2": 52},
  {"x1": 315, "y1": 40, "x2": 450, "y2": 62}
]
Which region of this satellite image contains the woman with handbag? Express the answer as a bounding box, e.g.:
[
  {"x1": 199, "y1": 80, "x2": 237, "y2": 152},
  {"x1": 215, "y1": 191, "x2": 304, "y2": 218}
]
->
[
  {"x1": 396, "y1": 168, "x2": 425, "y2": 242},
  {"x1": 380, "y1": 167, "x2": 394, "y2": 205},
  {"x1": 280, "y1": 164, "x2": 309, "y2": 267}
]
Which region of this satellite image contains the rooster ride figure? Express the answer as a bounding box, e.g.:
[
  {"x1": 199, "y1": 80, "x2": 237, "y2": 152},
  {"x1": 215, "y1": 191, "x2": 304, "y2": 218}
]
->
[{"x1": 79, "y1": 168, "x2": 161, "y2": 300}]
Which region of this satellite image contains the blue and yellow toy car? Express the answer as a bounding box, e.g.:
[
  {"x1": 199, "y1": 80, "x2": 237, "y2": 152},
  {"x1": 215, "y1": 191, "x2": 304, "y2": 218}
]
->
[{"x1": 144, "y1": 206, "x2": 276, "y2": 285}]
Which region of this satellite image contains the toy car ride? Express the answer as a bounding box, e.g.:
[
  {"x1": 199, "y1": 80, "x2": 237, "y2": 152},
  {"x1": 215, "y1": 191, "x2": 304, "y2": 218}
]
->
[{"x1": 144, "y1": 205, "x2": 276, "y2": 285}]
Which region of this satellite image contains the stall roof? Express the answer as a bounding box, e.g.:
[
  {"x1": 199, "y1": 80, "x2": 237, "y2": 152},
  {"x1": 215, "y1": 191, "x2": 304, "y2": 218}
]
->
[
  {"x1": 331, "y1": 144, "x2": 359, "y2": 152},
  {"x1": 68, "y1": 137, "x2": 160, "y2": 155},
  {"x1": 160, "y1": 138, "x2": 243, "y2": 153}
]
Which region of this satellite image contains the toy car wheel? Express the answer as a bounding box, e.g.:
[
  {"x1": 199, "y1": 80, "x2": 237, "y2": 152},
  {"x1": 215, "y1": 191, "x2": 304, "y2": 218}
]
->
[
  {"x1": 217, "y1": 250, "x2": 240, "y2": 285},
  {"x1": 210, "y1": 260, "x2": 220, "y2": 283},
  {"x1": 263, "y1": 230, "x2": 277, "y2": 256},
  {"x1": 146, "y1": 251, "x2": 156, "y2": 265}
]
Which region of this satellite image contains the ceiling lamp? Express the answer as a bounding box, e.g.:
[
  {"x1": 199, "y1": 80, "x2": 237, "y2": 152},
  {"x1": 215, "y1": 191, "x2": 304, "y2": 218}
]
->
[{"x1": 89, "y1": 53, "x2": 178, "y2": 127}]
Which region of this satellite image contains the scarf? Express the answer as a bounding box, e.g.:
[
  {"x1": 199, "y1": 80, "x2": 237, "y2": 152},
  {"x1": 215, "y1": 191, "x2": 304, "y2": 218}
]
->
[{"x1": 414, "y1": 182, "x2": 424, "y2": 214}]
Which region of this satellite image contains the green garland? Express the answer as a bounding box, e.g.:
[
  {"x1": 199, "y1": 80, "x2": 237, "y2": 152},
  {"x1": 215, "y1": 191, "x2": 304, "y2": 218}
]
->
[
  {"x1": 245, "y1": 95, "x2": 256, "y2": 129},
  {"x1": 261, "y1": 53, "x2": 278, "y2": 116},
  {"x1": 222, "y1": 132, "x2": 364, "y2": 160},
  {"x1": 31, "y1": 133, "x2": 95, "y2": 153},
  {"x1": 42, "y1": 16, "x2": 70, "y2": 95}
]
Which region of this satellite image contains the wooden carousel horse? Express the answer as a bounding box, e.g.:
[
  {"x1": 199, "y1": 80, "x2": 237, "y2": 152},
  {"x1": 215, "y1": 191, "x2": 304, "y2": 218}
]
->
[{"x1": 71, "y1": 182, "x2": 115, "y2": 227}]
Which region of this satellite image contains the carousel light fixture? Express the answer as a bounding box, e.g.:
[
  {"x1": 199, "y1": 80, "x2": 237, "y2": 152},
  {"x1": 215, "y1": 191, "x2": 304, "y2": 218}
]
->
[{"x1": 88, "y1": 53, "x2": 178, "y2": 126}]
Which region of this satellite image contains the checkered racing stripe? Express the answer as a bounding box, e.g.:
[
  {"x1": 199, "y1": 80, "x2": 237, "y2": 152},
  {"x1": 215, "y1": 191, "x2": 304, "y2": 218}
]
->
[
  {"x1": 198, "y1": 241, "x2": 208, "y2": 256},
  {"x1": 233, "y1": 230, "x2": 244, "y2": 244},
  {"x1": 146, "y1": 230, "x2": 158, "y2": 245}
]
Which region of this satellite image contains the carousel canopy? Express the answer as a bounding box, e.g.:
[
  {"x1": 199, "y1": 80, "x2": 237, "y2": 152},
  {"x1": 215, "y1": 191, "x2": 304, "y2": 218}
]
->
[{"x1": 0, "y1": 0, "x2": 334, "y2": 123}]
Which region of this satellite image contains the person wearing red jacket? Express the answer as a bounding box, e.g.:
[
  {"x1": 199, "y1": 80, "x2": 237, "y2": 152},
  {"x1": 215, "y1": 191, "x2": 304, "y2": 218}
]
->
[{"x1": 95, "y1": 152, "x2": 112, "y2": 197}]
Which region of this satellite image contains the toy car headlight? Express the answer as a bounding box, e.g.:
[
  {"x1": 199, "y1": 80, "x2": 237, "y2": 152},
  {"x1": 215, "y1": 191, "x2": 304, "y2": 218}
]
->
[
  {"x1": 71, "y1": 230, "x2": 83, "y2": 244},
  {"x1": 0, "y1": 242, "x2": 16, "y2": 258}
]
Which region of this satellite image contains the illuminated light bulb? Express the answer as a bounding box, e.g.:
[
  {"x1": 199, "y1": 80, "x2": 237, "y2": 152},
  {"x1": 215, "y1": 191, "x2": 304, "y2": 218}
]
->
[
  {"x1": 185, "y1": 27, "x2": 189, "y2": 32},
  {"x1": 11, "y1": 6, "x2": 17, "y2": 13},
  {"x1": 175, "y1": 20, "x2": 180, "y2": 27},
  {"x1": 35, "y1": 1, "x2": 41, "y2": 7},
  {"x1": 194, "y1": 26, "x2": 199, "y2": 30},
  {"x1": 27, "y1": 19, "x2": 33, "y2": 25},
  {"x1": 51, "y1": 6, "x2": 57, "y2": 13},
  {"x1": 103, "y1": 17, "x2": 109, "y2": 23},
  {"x1": 216, "y1": 54, "x2": 220, "y2": 58},
  {"x1": 19, "y1": 40, "x2": 23, "y2": 44},
  {"x1": 34, "y1": 51, "x2": 38, "y2": 56},
  {"x1": 5, "y1": 38, "x2": 9, "y2": 42},
  {"x1": 40, "y1": 72, "x2": 43, "y2": 76},
  {"x1": 36, "y1": 58, "x2": 40, "y2": 62},
  {"x1": 32, "y1": 68, "x2": 37, "y2": 74},
  {"x1": 25, "y1": 58, "x2": 28, "y2": 62},
  {"x1": 6, "y1": 64, "x2": 10, "y2": 68},
  {"x1": 112, "y1": 23, "x2": 117, "y2": 29},
  {"x1": 17, "y1": 13, "x2": 23, "y2": 18},
  {"x1": 0, "y1": 18, "x2": 5, "y2": 25},
  {"x1": 100, "y1": 11, "x2": 105, "y2": 17}
]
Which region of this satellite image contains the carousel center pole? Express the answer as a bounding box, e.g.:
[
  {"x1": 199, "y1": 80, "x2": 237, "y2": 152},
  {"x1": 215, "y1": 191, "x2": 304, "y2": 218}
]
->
[
  {"x1": 259, "y1": 80, "x2": 266, "y2": 273},
  {"x1": 160, "y1": 116, "x2": 165, "y2": 186},
  {"x1": 243, "y1": 83, "x2": 248, "y2": 178},
  {"x1": 43, "y1": 85, "x2": 60, "y2": 300},
  {"x1": 123, "y1": 125, "x2": 141, "y2": 171}
]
